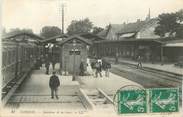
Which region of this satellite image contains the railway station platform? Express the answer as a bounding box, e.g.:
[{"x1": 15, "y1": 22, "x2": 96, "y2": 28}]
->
[
  {"x1": 104, "y1": 57, "x2": 183, "y2": 75},
  {"x1": 3, "y1": 60, "x2": 182, "y2": 117},
  {"x1": 6, "y1": 64, "x2": 83, "y2": 111},
  {"x1": 5, "y1": 61, "x2": 142, "y2": 112}
]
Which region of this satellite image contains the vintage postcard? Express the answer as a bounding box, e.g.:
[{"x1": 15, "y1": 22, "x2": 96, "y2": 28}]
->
[{"x1": 1, "y1": 0, "x2": 183, "y2": 117}]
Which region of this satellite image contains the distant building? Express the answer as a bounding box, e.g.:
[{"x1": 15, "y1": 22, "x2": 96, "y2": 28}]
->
[
  {"x1": 98, "y1": 19, "x2": 160, "y2": 40},
  {"x1": 119, "y1": 18, "x2": 160, "y2": 39},
  {"x1": 98, "y1": 9, "x2": 160, "y2": 40},
  {"x1": 97, "y1": 24, "x2": 125, "y2": 40}
]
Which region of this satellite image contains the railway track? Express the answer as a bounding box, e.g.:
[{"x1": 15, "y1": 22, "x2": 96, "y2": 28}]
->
[
  {"x1": 6, "y1": 88, "x2": 114, "y2": 111},
  {"x1": 78, "y1": 88, "x2": 114, "y2": 111},
  {"x1": 111, "y1": 66, "x2": 181, "y2": 88},
  {"x1": 2, "y1": 72, "x2": 31, "y2": 106},
  {"x1": 119, "y1": 61, "x2": 182, "y2": 81},
  {"x1": 108, "y1": 60, "x2": 182, "y2": 102},
  {"x1": 105, "y1": 58, "x2": 182, "y2": 88}
]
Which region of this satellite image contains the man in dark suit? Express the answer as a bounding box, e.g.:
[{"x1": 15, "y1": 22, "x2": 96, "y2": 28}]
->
[
  {"x1": 49, "y1": 71, "x2": 60, "y2": 99},
  {"x1": 45, "y1": 54, "x2": 50, "y2": 74},
  {"x1": 79, "y1": 61, "x2": 85, "y2": 76},
  {"x1": 95, "y1": 61, "x2": 102, "y2": 78},
  {"x1": 102, "y1": 59, "x2": 111, "y2": 77},
  {"x1": 137, "y1": 55, "x2": 143, "y2": 69}
]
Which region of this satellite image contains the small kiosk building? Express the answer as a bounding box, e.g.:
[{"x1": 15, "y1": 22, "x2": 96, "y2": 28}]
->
[{"x1": 58, "y1": 35, "x2": 92, "y2": 75}]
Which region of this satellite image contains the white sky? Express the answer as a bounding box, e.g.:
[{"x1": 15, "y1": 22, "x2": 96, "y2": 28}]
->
[{"x1": 2, "y1": 0, "x2": 183, "y2": 34}]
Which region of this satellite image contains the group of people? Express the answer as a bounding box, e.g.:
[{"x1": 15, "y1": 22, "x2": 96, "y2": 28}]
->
[
  {"x1": 36, "y1": 54, "x2": 57, "y2": 75},
  {"x1": 45, "y1": 54, "x2": 57, "y2": 75},
  {"x1": 91, "y1": 59, "x2": 111, "y2": 78}
]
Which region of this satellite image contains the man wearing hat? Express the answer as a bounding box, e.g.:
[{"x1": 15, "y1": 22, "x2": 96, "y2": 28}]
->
[{"x1": 49, "y1": 71, "x2": 60, "y2": 99}]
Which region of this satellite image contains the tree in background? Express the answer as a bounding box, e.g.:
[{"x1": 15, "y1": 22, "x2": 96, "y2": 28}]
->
[
  {"x1": 92, "y1": 26, "x2": 104, "y2": 34},
  {"x1": 67, "y1": 18, "x2": 93, "y2": 35},
  {"x1": 154, "y1": 9, "x2": 183, "y2": 38},
  {"x1": 7, "y1": 28, "x2": 33, "y2": 35},
  {"x1": 2, "y1": 28, "x2": 34, "y2": 40},
  {"x1": 176, "y1": 9, "x2": 183, "y2": 23},
  {"x1": 175, "y1": 9, "x2": 183, "y2": 38},
  {"x1": 40, "y1": 26, "x2": 62, "y2": 38}
]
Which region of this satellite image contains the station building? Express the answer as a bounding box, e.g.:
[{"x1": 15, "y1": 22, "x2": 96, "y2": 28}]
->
[{"x1": 95, "y1": 18, "x2": 183, "y2": 63}]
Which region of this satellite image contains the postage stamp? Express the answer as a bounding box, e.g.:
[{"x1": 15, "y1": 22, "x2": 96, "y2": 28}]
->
[
  {"x1": 149, "y1": 88, "x2": 179, "y2": 113},
  {"x1": 118, "y1": 89, "x2": 147, "y2": 114},
  {"x1": 117, "y1": 87, "x2": 180, "y2": 114}
]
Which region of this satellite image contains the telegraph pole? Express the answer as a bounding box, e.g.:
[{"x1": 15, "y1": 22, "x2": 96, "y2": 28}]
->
[{"x1": 62, "y1": 3, "x2": 64, "y2": 34}]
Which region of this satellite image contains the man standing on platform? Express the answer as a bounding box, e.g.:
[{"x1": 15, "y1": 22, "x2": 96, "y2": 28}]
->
[
  {"x1": 79, "y1": 61, "x2": 85, "y2": 76},
  {"x1": 137, "y1": 55, "x2": 143, "y2": 69},
  {"x1": 45, "y1": 61, "x2": 50, "y2": 74},
  {"x1": 51, "y1": 56, "x2": 56, "y2": 70},
  {"x1": 49, "y1": 71, "x2": 60, "y2": 99},
  {"x1": 95, "y1": 61, "x2": 102, "y2": 78},
  {"x1": 45, "y1": 54, "x2": 50, "y2": 74},
  {"x1": 102, "y1": 59, "x2": 111, "y2": 77},
  {"x1": 115, "y1": 52, "x2": 119, "y2": 64}
]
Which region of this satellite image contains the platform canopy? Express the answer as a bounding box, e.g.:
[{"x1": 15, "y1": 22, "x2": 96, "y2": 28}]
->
[
  {"x1": 94, "y1": 38, "x2": 163, "y2": 46},
  {"x1": 164, "y1": 40, "x2": 183, "y2": 47},
  {"x1": 164, "y1": 43, "x2": 183, "y2": 47}
]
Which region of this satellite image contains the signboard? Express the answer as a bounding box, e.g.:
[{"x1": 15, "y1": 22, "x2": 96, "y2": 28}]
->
[
  {"x1": 69, "y1": 50, "x2": 80, "y2": 55},
  {"x1": 56, "y1": 38, "x2": 63, "y2": 41}
]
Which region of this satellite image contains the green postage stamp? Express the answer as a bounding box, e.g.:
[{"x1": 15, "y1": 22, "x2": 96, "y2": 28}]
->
[
  {"x1": 118, "y1": 89, "x2": 147, "y2": 114},
  {"x1": 149, "y1": 88, "x2": 179, "y2": 113},
  {"x1": 117, "y1": 88, "x2": 179, "y2": 114}
]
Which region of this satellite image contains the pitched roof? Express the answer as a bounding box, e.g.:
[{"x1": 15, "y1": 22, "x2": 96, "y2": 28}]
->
[
  {"x1": 120, "y1": 22, "x2": 145, "y2": 34},
  {"x1": 97, "y1": 24, "x2": 125, "y2": 38},
  {"x1": 58, "y1": 35, "x2": 92, "y2": 46},
  {"x1": 110, "y1": 24, "x2": 125, "y2": 33},
  {"x1": 118, "y1": 18, "x2": 158, "y2": 35},
  {"x1": 2, "y1": 32, "x2": 44, "y2": 41},
  {"x1": 41, "y1": 34, "x2": 69, "y2": 43},
  {"x1": 97, "y1": 29, "x2": 108, "y2": 37},
  {"x1": 78, "y1": 33, "x2": 105, "y2": 41},
  {"x1": 97, "y1": 19, "x2": 158, "y2": 39}
]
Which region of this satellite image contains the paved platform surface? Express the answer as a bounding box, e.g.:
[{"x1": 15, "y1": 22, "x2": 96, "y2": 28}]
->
[
  {"x1": 105, "y1": 57, "x2": 183, "y2": 75},
  {"x1": 16, "y1": 65, "x2": 79, "y2": 95},
  {"x1": 6, "y1": 64, "x2": 84, "y2": 110},
  {"x1": 78, "y1": 72, "x2": 142, "y2": 95}
]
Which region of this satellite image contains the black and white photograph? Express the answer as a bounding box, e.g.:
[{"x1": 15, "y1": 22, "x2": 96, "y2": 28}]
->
[{"x1": 1, "y1": 0, "x2": 183, "y2": 116}]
